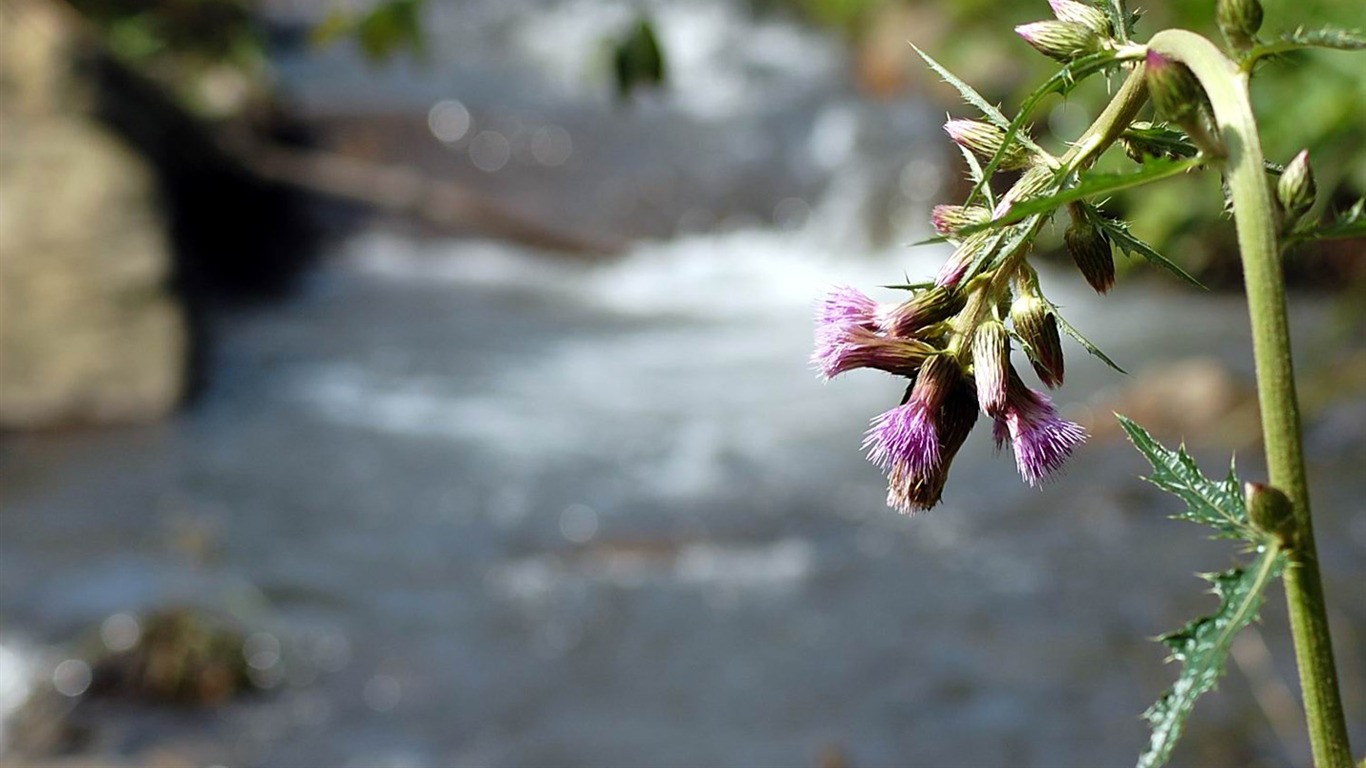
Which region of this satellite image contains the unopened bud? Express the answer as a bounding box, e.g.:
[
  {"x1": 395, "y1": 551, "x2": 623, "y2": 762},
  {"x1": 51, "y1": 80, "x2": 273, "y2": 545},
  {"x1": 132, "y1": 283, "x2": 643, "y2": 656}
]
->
[
  {"x1": 1064, "y1": 208, "x2": 1115, "y2": 293},
  {"x1": 972, "y1": 320, "x2": 1011, "y2": 416},
  {"x1": 1010, "y1": 295, "x2": 1064, "y2": 388},
  {"x1": 1145, "y1": 50, "x2": 1203, "y2": 124},
  {"x1": 1245, "y1": 482, "x2": 1295, "y2": 545},
  {"x1": 1049, "y1": 0, "x2": 1112, "y2": 35},
  {"x1": 1277, "y1": 149, "x2": 1316, "y2": 226},
  {"x1": 1015, "y1": 19, "x2": 1103, "y2": 63},
  {"x1": 931, "y1": 204, "x2": 991, "y2": 237},
  {"x1": 994, "y1": 165, "x2": 1057, "y2": 219},
  {"x1": 944, "y1": 120, "x2": 1033, "y2": 171},
  {"x1": 936, "y1": 233, "x2": 990, "y2": 288},
  {"x1": 1217, "y1": 0, "x2": 1263, "y2": 51},
  {"x1": 883, "y1": 286, "x2": 967, "y2": 338}
]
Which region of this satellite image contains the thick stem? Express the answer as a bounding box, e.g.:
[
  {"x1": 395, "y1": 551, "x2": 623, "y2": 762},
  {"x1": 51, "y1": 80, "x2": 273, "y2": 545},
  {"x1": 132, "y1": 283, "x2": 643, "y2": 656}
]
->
[{"x1": 1148, "y1": 29, "x2": 1353, "y2": 768}]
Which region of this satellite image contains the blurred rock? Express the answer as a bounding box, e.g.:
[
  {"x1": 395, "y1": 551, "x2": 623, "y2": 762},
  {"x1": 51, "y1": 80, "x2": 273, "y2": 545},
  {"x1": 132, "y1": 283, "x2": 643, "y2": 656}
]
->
[
  {"x1": 0, "y1": 0, "x2": 187, "y2": 427},
  {"x1": 6, "y1": 608, "x2": 264, "y2": 763},
  {"x1": 85, "y1": 608, "x2": 253, "y2": 706},
  {"x1": 1085, "y1": 357, "x2": 1259, "y2": 446}
]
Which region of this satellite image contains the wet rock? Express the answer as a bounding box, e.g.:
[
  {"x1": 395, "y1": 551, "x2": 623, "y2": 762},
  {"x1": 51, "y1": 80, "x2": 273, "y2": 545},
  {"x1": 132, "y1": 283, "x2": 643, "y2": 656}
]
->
[
  {"x1": 0, "y1": 0, "x2": 187, "y2": 427},
  {"x1": 84, "y1": 608, "x2": 253, "y2": 707}
]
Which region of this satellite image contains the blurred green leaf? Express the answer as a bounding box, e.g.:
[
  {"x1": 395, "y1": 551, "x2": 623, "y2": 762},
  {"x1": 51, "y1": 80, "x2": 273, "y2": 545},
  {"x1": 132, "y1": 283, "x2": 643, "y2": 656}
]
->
[{"x1": 1289, "y1": 197, "x2": 1366, "y2": 243}]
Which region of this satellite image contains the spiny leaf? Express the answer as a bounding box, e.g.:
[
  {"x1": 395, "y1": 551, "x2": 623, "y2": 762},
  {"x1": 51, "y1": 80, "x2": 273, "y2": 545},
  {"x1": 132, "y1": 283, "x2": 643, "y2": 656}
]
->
[
  {"x1": 1089, "y1": 208, "x2": 1206, "y2": 290},
  {"x1": 1138, "y1": 552, "x2": 1288, "y2": 768},
  {"x1": 1105, "y1": 0, "x2": 1128, "y2": 41},
  {"x1": 965, "y1": 49, "x2": 1122, "y2": 207},
  {"x1": 1117, "y1": 416, "x2": 1253, "y2": 539},
  {"x1": 968, "y1": 219, "x2": 1038, "y2": 283},
  {"x1": 911, "y1": 44, "x2": 1016, "y2": 133},
  {"x1": 1247, "y1": 27, "x2": 1366, "y2": 65},
  {"x1": 1121, "y1": 123, "x2": 1198, "y2": 160},
  {"x1": 1289, "y1": 197, "x2": 1366, "y2": 243},
  {"x1": 1105, "y1": 0, "x2": 1141, "y2": 43},
  {"x1": 957, "y1": 144, "x2": 997, "y2": 209},
  {"x1": 1275, "y1": 26, "x2": 1366, "y2": 52},
  {"x1": 1118, "y1": 417, "x2": 1290, "y2": 768},
  {"x1": 972, "y1": 156, "x2": 1204, "y2": 230},
  {"x1": 1052, "y1": 310, "x2": 1125, "y2": 373},
  {"x1": 1122, "y1": 124, "x2": 1284, "y2": 173},
  {"x1": 882, "y1": 281, "x2": 937, "y2": 291}
]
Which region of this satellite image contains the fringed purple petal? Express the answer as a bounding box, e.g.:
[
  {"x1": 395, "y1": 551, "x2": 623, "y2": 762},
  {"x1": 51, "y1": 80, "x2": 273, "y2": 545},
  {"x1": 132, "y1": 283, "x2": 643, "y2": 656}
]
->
[
  {"x1": 817, "y1": 285, "x2": 879, "y2": 330},
  {"x1": 1001, "y1": 385, "x2": 1087, "y2": 486},
  {"x1": 863, "y1": 402, "x2": 940, "y2": 478}
]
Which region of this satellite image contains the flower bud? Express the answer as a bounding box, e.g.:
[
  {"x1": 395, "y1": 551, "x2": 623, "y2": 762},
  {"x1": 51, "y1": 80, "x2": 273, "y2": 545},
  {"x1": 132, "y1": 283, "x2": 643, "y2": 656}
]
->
[
  {"x1": 935, "y1": 234, "x2": 986, "y2": 288},
  {"x1": 1145, "y1": 50, "x2": 1203, "y2": 124},
  {"x1": 1015, "y1": 20, "x2": 1103, "y2": 63},
  {"x1": 1048, "y1": 0, "x2": 1112, "y2": 35},
  {"x1": 1217, "y1": 0, "x2": 1263, "y2": 51},
  {"x1": 1245, "y1": 482, "x2": 1294, "y2": 545},
  {"x1": 993, "y1": 165, "x2": 1057, "y2": 219},
  {"x1": 883, "y1": 286, "x2": 966, "y2": 338},
  {"x1": 1010, "y1": 295, "x2": 1064, "y2": 388},
  {"x1": 1277, "y1": 149, "x2": 1316, "y2": 227},
  {"x1": 943, "y1": 120, "x2": 1033, "y2": 171},
  {"x1": 972, "y1": 320, "x2": 1011, "y2": 416},
  {"x1": 1064, "y1": 209, "x2": 1115, "y2": 294},
  {"x1": 931, "y1": 204, "x2": 991, "y2": 237}
]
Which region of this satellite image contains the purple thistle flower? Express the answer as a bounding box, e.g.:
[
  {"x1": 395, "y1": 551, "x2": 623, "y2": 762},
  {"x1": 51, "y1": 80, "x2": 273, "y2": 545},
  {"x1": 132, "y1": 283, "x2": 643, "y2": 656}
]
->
[
  {"x1": 817, "y1": 285, "x2": 880, "y2": 331},
  {"x1": 811, "y1": 324, "x2": 933, "y2": 381},
  {"x1": 865, "y1": 399, "x2": 941, "y2": 478},
  {"x1": 996, "y1": 372, "x2": 1087, "y2": 486},
  {"x1": 879, "y1": 363, "x2": 980, "y2": 513}
]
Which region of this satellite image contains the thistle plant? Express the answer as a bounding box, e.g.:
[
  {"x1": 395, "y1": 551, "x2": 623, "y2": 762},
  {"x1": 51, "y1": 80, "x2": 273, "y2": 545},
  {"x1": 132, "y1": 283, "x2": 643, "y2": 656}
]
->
[{"x1": 813, "y1": 0, "x2": 1366, "y2": 764}]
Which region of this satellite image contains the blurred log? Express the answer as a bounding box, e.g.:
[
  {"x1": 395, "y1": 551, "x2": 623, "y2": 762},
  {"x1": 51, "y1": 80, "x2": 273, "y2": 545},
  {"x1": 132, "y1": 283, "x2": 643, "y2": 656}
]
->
[{"x1": 240, "y1": 143, "x2": 625, "y2": 257}]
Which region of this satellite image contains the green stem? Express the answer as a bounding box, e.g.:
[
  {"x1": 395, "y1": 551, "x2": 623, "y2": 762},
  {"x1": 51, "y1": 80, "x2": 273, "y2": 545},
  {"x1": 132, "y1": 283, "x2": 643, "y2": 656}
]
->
[
  {"x1": 952, "y1": 66, "x2": 1150, "y2": 344},
  {"x1": 1148, "y1": 29, "x2": 1353, "y2": 768}
]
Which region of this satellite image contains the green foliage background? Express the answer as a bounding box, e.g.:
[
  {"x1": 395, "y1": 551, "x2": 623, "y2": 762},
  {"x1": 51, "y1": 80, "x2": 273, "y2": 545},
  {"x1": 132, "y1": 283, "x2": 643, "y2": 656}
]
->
[{"x1": 774, "y1": 0, "x2": 1366, "y2": 282}]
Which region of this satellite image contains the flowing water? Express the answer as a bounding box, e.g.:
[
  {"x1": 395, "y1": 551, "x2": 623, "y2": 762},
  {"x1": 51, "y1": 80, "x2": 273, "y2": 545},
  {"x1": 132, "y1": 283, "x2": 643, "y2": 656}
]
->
[{"x1": 3, "y1": 1, "x2": 1366, "y2": 766}]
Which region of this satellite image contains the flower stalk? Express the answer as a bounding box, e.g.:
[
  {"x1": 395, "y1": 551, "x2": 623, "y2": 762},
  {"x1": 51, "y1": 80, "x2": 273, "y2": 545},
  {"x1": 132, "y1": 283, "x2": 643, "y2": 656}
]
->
[{"x1": 1148, "y1": 29, "x2": 1352, "y2": 768}]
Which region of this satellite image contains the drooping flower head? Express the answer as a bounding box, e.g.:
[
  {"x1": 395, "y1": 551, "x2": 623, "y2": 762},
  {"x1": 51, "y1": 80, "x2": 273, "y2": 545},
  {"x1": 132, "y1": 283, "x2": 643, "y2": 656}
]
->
[
  {"x1": 864, "y1": 356, "x2": 979, "y2": 512},
  {"x1": 884, "y1": 370, "x2": 979, "y2": 513},
  {"x1": 817, "y1": 285, "x2": 880, "y2": 332},
  {"x1": 994, "y1": 370, "x2": 1087, "y2": 486},
  {"x1": 881, "y1": 285, "x2": 966, "y2": 338},
  {"x1": 811, "y1": 324, "x2": 935, "y2": 381}
]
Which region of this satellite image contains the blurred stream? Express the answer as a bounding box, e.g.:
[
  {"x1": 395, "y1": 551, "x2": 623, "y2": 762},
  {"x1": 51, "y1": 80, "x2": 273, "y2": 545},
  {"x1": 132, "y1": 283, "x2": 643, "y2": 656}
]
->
[{"x1": 3, "y1": 1, "x2": 1366, "y2": 766}]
